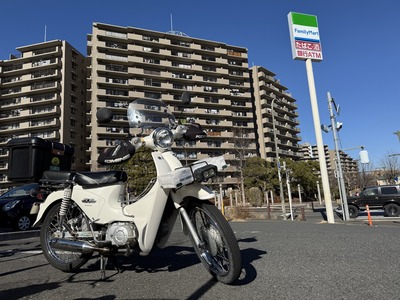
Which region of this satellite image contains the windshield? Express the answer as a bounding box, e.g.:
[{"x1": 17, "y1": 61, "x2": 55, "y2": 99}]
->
[{"x1": 127, "y1": 98, "x2": 176, "y2": 129}]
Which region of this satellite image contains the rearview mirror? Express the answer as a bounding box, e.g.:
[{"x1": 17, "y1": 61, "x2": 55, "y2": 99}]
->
[
  {"x1": 96, "y1": 108, "x2": 113, "y2": 123},
  {"x1": 181, "y1": 91, "x2": 191, "y2": 105}
]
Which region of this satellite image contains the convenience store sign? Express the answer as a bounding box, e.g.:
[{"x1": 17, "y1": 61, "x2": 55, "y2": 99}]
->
[{"x1": 288, "y1": 12, "x2": 323, "y2": 61}]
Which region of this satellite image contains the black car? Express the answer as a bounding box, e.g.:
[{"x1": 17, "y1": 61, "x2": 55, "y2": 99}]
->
[
  {"x1": 0, "y1": 183, "x2": 40, "y2": 231},
  {"x1": 346, "y1": 185, "x2": 400, "y2": 218}
]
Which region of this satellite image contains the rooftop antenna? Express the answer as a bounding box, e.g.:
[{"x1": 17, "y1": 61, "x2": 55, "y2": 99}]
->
[
  {"x1": 166, "y1": 13, "x2": 189, "y2": 37},
  {"x1": 44, "y1": 25, "x2": 47, "y2": 42}
]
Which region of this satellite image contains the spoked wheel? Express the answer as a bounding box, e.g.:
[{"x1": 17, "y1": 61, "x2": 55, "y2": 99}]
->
[
  {"x1": 187, "y1": 201, "x2": 241, "y2": 284},
  {"x1": 40, "y1": 202, "x2": 93, "y2": 272}
]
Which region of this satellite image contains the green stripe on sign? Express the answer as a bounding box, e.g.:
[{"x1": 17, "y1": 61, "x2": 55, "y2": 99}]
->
[{"x1": 291, "y1": 12, "x2": 318, "y2": 27}]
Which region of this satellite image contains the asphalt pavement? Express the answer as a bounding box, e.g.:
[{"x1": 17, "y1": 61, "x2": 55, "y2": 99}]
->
[
  {"x1": 1, "y1": 217, "x2": 400, "y2": 299},
  {"x1": 1, "y1": 202, "x2": 399, "y2": 241}
]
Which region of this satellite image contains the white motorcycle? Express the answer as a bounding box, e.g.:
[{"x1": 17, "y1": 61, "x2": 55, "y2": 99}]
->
[{"x1": 33, "y1": 95, "x2": 241, "y2": 284}]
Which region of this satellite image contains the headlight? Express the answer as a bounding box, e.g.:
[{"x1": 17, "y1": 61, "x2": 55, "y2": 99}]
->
[
  {"x1": 152, "y1": 127, "x2": 173, "y2": 149},
  {"x1": 3, "y1": 200, "x2": 20, "y2": 212},
  {"x1": 193, "y1": 165, "x2": 218, "y2": 182}
]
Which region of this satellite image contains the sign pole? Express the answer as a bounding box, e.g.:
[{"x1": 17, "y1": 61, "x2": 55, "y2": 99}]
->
[
  {"x1": 305, "y1": 59, "x2": 335, "y2": 223},
  {"x1": 288, "y1": 12, "x2": 335, "y2": 223}
]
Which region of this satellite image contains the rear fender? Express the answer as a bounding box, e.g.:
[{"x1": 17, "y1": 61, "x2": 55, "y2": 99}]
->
[{"x1": 33, "y1": 190, "x2": 64, "y2": 227}]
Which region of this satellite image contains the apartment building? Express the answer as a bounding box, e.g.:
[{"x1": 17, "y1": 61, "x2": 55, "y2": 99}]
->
[
  {"x1": 86, "y1": 22, "x2": 257, "y2": 185},
  {"x1": 251, "y1": 66, "x2": 301, "y2": 162},
  {"x1": 0, "y1": 23, "x2": 302, "y2": 190},
  {"x1": 0, "y1": 40, "x2": 87, "y2": 189},
  {"x1": 300, "y1": 143, "x2": 359, "y2": 187}
]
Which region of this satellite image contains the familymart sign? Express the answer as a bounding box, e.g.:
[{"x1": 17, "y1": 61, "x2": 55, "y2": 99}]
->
[{"x1": 288, "y1": 12, "x2": 323, "y2": 61}]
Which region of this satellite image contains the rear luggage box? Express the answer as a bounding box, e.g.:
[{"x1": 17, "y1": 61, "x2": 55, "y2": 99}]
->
[{"x1": 7, "y1": 137, "x2": 74, "y2": 182}]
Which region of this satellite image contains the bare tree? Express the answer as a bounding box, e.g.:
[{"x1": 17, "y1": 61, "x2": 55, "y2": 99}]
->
[
  {"x1": 379, "y1": 153, "x2": 400, "y2": 184},
  {"x1": 358, "y1": 160, "x2": 376, "y2": 188},
  {"x1": 231, "y1": 126, "x2": 256, "y2": 204}
]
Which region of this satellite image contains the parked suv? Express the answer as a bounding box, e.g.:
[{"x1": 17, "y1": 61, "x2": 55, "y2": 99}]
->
[{"x1": 347, "y1": 185, "x2": 400, "y2": 218}]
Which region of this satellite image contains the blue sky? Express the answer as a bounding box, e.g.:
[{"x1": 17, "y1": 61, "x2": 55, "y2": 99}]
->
[{"x1": 1, "y1": 0, "x2": 399, "y2": 166}]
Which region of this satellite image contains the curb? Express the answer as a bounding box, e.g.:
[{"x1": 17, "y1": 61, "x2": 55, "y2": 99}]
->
[{"x1": 0, "y1": 229, "x2": 40, "y2": 241}]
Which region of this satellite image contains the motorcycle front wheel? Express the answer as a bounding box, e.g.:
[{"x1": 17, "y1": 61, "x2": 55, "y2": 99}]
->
[
  {"x1": 187, "y1": 201, "x2": 241, "y2": 284},
  {"x1": 40, "y1": 202, "x2": 93, "y2": 272}
]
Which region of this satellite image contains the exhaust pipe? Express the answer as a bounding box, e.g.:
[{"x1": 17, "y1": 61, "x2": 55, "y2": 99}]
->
[{"x1": 49, "y1": 238, "x2": 110, "y2": 254}]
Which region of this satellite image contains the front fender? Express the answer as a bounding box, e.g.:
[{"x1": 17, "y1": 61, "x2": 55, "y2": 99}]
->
[
  {"x1": 33, "y1": 190, "x2": 64, "y2": 227},
  {"x1": 171, "y1": 182, "x2": 214, "y2": 206}
]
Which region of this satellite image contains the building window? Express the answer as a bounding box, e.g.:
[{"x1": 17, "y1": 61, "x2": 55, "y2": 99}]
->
[
  {"x1": 2, "y1": 64, "x2": 22, "y2": 72},
  {"x1": 202, "y1": 55, "x2": 216, "y2": 62},
  {"x1": 143, "y1": 58, "x2": 160, "y2": 64},
  {"x1": 106, "y1": 42, "x2": 127, "y2": 49},
  {"x1": 106, "y1": 89, "x2": 128, "y2": 96},
  {"x1": 105, "y1": 64, "x2": 128, "y2": 72},
  {"x1": 106, "y1": 77, "x2": 128, "y2": 84},
  {"x1": 201, "y1": 45, "x2": 215, "y2": 51},
  {"x1": 172, "y1": 51, "x2": 191, "y2": 58},
  {"x1": 143, "y1": 46, "x2": 159, "y2": 53},
  {"x1": 202, "y1": 65, "x2": 216, "y2": 72},
  {"x1": 31, "y1": 82, "x2": 55, "y2": 90},
  {"x1": 144, "y1": 79, "x2": 161, "y2": 87},
  {"x1": 144, "y1": 69, "x2": 160, "y2": 76},
  {"x1": 143, "y1": 35, "x2": 159, "y2": 42},
  {"x1": 228, "y1": 60, "x2": 242, "y2": 66},
  {"x1": 171, "y1": 40, "x2": 190, "y2": 47},
  {"x1": 144, "y1": 92, "x2": 161, "y2": 99},
  {"x1": 33, "y1": 47, "x2": 56, "y2": 55},
  {"x1": 227, "y1": 50, "x2": 242, "y2": 57},
  {"x1": 105, "y1": 31, "x2": 127, "y2": 39},
  {"x1": 172, "y1": 62, "x2": 192, "y2": 69},
  {"x1": 105, "y1": 54, "x2": 128, "y2": 62},
  {"x1": 172, "y1": 73, "x2": 192, "y2": 79}
]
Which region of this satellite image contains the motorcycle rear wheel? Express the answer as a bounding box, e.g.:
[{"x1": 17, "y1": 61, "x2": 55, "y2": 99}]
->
[
  {"x1": 40, "y1": 202, "x2": 93, "y2": 272},
  {"x1": 187, "y1": 201, "x2": 241, "y2": 284}
]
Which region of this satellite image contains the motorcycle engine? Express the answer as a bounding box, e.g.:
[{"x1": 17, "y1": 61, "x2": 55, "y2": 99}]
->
[{"x1": 106, "y1": 222, "x2": 137, "y2": 247}]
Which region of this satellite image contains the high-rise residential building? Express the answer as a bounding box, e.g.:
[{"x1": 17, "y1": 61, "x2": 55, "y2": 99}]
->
[
  {"x1": 300, "y1": 143, "x2": 359, "y2": 189},
  {"x1": 0, "y1": 40, "x2": 87, "y2": 189},
  {"x1": 0, "y1": 23, "x2": 303, "y2": 191},
  {"x1": 250, "y1": 66, "x2": 301, "y2": 162},
  {"x1": 86, "y1": 22, "x2": 257, "y2": 185}
]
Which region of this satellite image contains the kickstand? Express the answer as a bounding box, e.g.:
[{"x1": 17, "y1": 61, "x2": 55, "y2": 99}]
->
[
  {"x1": 99, "y1": 255, "x2": 121, "y2": 280},
  {"x1": 100, "y1": 254, "x2": 106, "y2": 280}
]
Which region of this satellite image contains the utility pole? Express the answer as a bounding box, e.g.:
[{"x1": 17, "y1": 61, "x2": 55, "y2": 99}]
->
[
  {"x1": 271, "y1": 98, "x2": 286, "y2": 218},
  {"x1": 327, "y1": 92, "x2": 350, "y2": 220}
]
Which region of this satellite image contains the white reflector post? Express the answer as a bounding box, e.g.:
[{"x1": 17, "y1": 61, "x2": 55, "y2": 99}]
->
[{"x1": 360, "y1": 149, "x2": 370, "y2": 164}]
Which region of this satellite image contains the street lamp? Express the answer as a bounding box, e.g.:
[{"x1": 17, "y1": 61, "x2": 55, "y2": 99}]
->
[{"x1": 271, "y1": 98, "x2": 286, "y2": 217}]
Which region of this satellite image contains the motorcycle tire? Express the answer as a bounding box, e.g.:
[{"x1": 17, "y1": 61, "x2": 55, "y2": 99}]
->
[
  {"x1": 40, "y1": 202, "x2": 93, "y2": 272},
  {"x1": 187, "y1": 200, "x2": 241, "y2": 284}
]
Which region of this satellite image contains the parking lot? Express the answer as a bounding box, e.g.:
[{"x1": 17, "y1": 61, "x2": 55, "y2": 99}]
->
[{"x1": 1, "y1": 218, "x2": 400, "y2": 300}]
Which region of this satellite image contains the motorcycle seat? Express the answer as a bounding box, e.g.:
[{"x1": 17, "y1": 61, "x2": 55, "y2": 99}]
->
[
  {"x1": 41, "y1": 170, "x2": 75, "y2": 184},
  {"x1": 74, "y1": 171, "x2": 128, "y2": 187}
]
